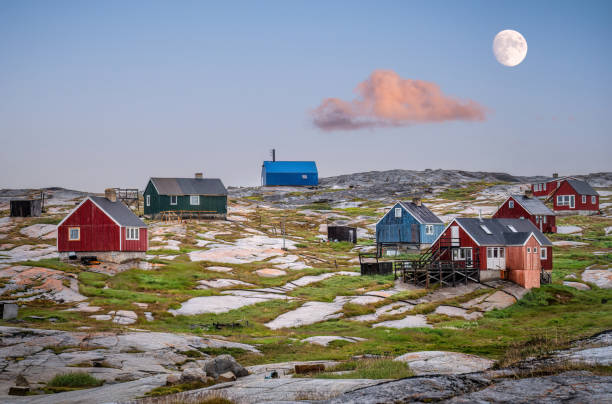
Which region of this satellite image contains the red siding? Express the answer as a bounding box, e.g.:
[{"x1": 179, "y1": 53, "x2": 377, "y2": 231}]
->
[
  {"x1": 493, "y1": 197, "x2": 556, "y2": 233},
  {"x1": 58, "y1": 199, "x2": 120, "y2": 252},
  {"x1": 541, "y1": 246, "x2": 552, "y2": 270},
  {"x1": 121, "y1": 227, "x2": 148, "y2": 252},
  {"x1": 552, "y1": 180, "x2": 599, "y2": 212},
  {"x1": 435, "y1": 221, "x2": 486, "y2": 271},
  {"x1": 531, "y1": 180, "x2": 561, "y2": 197}
]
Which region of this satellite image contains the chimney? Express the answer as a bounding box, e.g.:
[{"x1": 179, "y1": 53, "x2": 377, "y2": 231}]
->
[
  {"x1": 412, "y1": 197, "x2": 422, "y2": 207},
  {"x1": 105, "y1": 188, "x2": 117, "y2": 203},
  {"x1": 195, "y1": 173, "x2": 203, "y2": 179},
  {"x1": 525, "y1": 189, "x2": 534, "y2": 198},
  {"x1": 552, "y1": 173, "x2": 559, "y2": 178}
]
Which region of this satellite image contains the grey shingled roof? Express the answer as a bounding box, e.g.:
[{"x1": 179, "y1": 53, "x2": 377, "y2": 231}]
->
[
  {"x1": 510, "y1": 195, "x2": 554, "y2": 216},
  {"x1": 399, "y1": 201, "x2": 443, "y2": 224},
  {"x1": 455, "y1": 218, "x2": 552, "y2": 246},
  {"x1": 565, "y1": 179, "x2": 598, "y2": 196},
  {"x1": 90, "y1": 196, "x2": 147, "y2": 227},
  {"x1": 150, "y1": 178, "x2": 227, "y2": 196}
]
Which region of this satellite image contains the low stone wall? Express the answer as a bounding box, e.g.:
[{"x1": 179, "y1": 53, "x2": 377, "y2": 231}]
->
[
  {"x1": 59, "y1": 251, "x2": 145, "y2": 264},
  {"x1": 555, "y1": 210, "x2": 599, "y2": 216},
  {"x1": 480, "y1": 270, "x2": 501, "y2": 282}
]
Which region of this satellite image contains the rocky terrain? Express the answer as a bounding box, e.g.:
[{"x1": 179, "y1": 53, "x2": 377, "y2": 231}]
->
[{"x1": 0, "y1": 169, "x2": 610, "y2": 402}]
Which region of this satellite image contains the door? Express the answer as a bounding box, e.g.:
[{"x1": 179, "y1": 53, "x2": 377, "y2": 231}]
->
[
  {"x1": 487, "y1": 247, "x2": 506, "y2": 269},
  {"x1": 411, "y1": 224, "x2": 419, "y2": 243},
  {"x1": 451, "y1": 226, "x2": 459, "y2": 246},
  {"x1": 569, "y1": 195, "x2": 575, "y2": 209}
]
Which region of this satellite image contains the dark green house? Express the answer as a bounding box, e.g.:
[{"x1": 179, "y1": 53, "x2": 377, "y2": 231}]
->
[{"x1": 144, "y1": 174, "x2": 227, "y2": 219}]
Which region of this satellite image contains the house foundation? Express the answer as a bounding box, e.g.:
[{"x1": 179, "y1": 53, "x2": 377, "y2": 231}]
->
[{"x1": 59, "y1": 251, "x2": 145, "y2": 264}]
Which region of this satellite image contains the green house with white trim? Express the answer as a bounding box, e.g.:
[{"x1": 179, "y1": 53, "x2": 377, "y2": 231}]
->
[{"x1": 143, "y1": 173, "x2": 227, "y2": 219}]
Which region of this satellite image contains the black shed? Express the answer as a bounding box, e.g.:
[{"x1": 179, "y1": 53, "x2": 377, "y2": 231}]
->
[
  {"x1": 328, "y1": 225, "x2": 357, "y2": 243},
  {"x1": 10, "y1": 199, "x2": 42, "y2": 217}
]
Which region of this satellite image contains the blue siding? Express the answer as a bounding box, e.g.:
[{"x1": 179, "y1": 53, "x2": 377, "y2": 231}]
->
[
  {"x1": 376, "y1": 203, "x2": 445, "y2": 245},
  {"x1": 261, "y1": 161, "x2": 318, "y2": 186}
]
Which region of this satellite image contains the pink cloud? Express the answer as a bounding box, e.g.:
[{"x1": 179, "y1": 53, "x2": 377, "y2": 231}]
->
[{"x1": 312, "y1": 70, "x2": 487, "y2": 131}]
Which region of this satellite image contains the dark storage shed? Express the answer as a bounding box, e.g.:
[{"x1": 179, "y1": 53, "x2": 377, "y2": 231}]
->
[
  {"x1": 328, "y1": 225, "x2": 357, "y2": 243},
  {"x1": 10, "y1": 199, "x2": 42, "y2": 217}
]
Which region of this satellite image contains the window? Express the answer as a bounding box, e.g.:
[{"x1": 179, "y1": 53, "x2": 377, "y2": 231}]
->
[
  {"x1": 425, "y1": 225, "x2": 434, "y2": 235},
  {"x1": 557, "y1": 195, "x2": 562, "y2": 205},
  {"x1": 394, "y1": 207, "x2": 402, "y2": 218},
  {"x1": 499, "y1": 248, "x2": 505, "y2": 258},
  {"x1": 302, "y1": 174, "x2": 308, "y2": 179},
  {"x1": 557, "y1": 195, "x2": 575, "y2": 208},
  {"x1": 126, "y1": 227, "x2": 140, "y2": 240},
  {"x1": 582, "y1": 195, "x2": 586, "y2": 204},
  {"x1": 541, "y1": 248, "x2": 547, "y2": 259},
  {"x1": 507, "y1": 225, "x2": 517, "y2": 233},
  {"x1": 480, "y1": 225, "x2": 492, "y2": 234},
  {"x1": 146, "y1": 195, "x2": 150, "y2": 207},
  {"x1": 543, "y1": 183, "x2": 546, "y2": 191},
  {"x1": 527, "y1": 247, "x2": 531, "y2": 253},
  {"x1": 509, "y1": 200, "x2": 514, "y2": 208},
  {"x1": 452, "y1": 248, "x2": 472, "y2": 261},
  {"x1": 68, "y1": 227, "x2": 80, "y2": 241},
  {"x1": 170, "y1": 195, "x2": 178, "y2": 205},
  {"x1": 543, "y1": 216, "x2": 547, "y2": 223},
  {"x1": 592, "y1": 196, "x2": 596, "y2": 204},
  {"x1": 190, "y1": 195, "x2": 200, "y2": 205},
  {"x1": 533, "y1": 247, "x2": 538, "y2": 254}
]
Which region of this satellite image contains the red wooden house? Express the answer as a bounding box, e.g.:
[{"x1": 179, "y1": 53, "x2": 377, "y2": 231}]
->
[
  {"x1": 493, "y1": 192, "x2": 556, "y2": 233},
  {"x1": 432, "y1": 218, "x2": 552, "y2": 289},
  {"x1": 58, "y1": 190, "x2": 148, "y2": 263},
  {"x1": 548, "y1": 179, "x2": 599, "y2": 215},
  {"x1": 531, "y1": 174, "x2": 574, "y2": 198}
]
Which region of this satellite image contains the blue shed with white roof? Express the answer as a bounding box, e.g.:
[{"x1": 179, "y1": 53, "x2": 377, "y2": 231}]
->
[{"x1": 261, "y1": 161, "x2": 318, "y2": 186}]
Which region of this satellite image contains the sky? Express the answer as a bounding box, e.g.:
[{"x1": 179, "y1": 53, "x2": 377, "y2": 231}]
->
[{"x1": 1, "y1": 0, "x2": 611, "y2": 191}]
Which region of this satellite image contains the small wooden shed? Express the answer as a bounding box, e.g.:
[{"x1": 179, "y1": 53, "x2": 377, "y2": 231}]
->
[
  {"x1": 328, "y1": 225, "x2": 357, "y2": 243},
  {"x1": 10, "y1": 199, "x2": 42, "y2": 217}
]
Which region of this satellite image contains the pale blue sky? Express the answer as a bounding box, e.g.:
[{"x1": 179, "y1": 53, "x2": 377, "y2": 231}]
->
[{"x1": 1, "y1": 1, "x2": 610, "y2": 191}]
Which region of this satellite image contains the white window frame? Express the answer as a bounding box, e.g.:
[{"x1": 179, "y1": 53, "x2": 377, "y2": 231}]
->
[
  {"x1": 425, "y1": 224, "x2": 434, "y2": 235},
  {"x1": 452, "y1": 247, "x2": 472, "y2": 261},
  {"x1": 170, "y1": 195, "x2": 178, "y2": 205},
  {"x1": 190, "y1": 195, "x2": 200, "y2": 206},
  {"x1": 68, "y1": 227, "x2": 80, "y2": 241},
  {"x1": 394, "y1": 207, "x2": 402, "y2": 218},
  {"x1": 592, "y1": 196, "x2": 596, "y2": 204},
  {"x1": 541, "y1": 247, "x2": 547, "y2": 259},
  {"x1": 543, "y1": 183, "x2": 546, "y2": 191},
  {"x1": 527, "y1": 247, "x2": 531, "y2": 253},
  {"x1": 146, "y1": 195, "x2": 150, "y2": 207},
  {"x1": 533, "y1": 247, "x2": 538, "y2": 254},
  {"x1": 509, "y1": 200, "x2": 514, "y2": 209},
  {"x1": 126, "y1": 227, "x2": 140, "y2": 241},
  {"x1": 543, "y1": 215, "x2": 547, "y2": 223},
  {"x1": 582, "y1": 195, "x2": 586, "y2": 204}
]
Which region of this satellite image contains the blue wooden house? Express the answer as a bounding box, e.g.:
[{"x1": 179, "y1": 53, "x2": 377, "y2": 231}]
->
[
  {"x1": 261, "y1": 161, "x2": 318, "y2": 186},
  {"x1": 376, "y1": 199, "x2": 444, "y2": 254}
]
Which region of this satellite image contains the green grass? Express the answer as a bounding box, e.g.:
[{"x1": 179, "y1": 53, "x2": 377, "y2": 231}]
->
[
  {"x1": 311, "y1": 358, "x2": 413, "y2": 379},
  {"x1": 145, "y1": 381, "x2": 215, "y2": 397},
  {"x1": 16, "y1": 258, "x2": 81, "y2": 273},
  {"x1": 288, "y1": 275, "x2": 394, "y2": 302},
  {"x1": 47, "y1": 372, "x2": 103, "y2": 388}
]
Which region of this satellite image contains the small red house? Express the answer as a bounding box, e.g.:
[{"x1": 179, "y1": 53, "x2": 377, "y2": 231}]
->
[
  {"x1": 493, "y1": 193, "x2": 556, "y2": 233},
  {"x1": 531, "y1": 174, "x2": 574, "y2": 198},
  {"x1": 549, "y1": 179, "x2": 599, "y2": 215},
  {"x1": 58, "y1": 190, "x2": 148, "y2": 263},
  {"x1": 432, "y1": 218, "x2": 553, "y2": 289}
]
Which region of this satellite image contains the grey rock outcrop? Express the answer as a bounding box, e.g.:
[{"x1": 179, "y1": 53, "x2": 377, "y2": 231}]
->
[{"x1": 202, "y1": 354, "x2": 248, "y2": 379}]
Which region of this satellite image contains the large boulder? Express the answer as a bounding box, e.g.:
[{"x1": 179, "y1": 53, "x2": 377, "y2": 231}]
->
[{"x1": 203, "y1": 355, "x2": 248, "y2": 379}]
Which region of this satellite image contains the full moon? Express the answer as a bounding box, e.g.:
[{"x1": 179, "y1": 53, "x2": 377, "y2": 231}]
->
[{"x1": 493, "y1": 30, "x2": 528, "y2": 67}]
